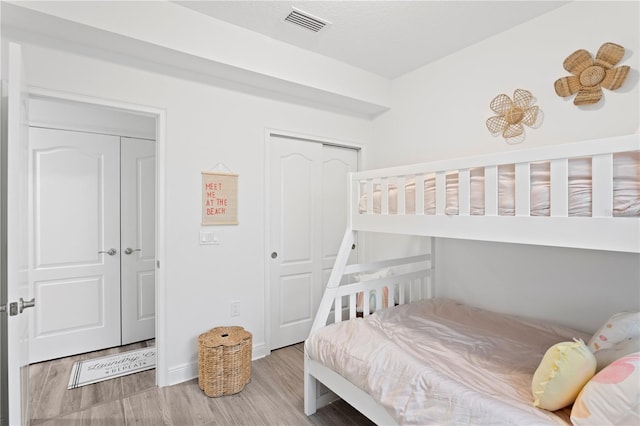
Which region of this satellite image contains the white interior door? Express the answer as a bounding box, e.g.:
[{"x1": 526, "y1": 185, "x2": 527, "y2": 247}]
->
[
  {"x1": 28, "y1": 127, "x2": 121, "y2": 363},
  {"x1": 121, "y1": 137, "x2": 156, "y2": 345},
  {"x1": 3, "y1": 41, "x2": 31, "y2": 426},
  {"x1": 269, "y1": 137, "x2": 322, "y2": 350},
  {"x1": 321, "y1": 146, "x2": 358, "y2": 291},
  {"x1": 269, "y1": 135, "x2": 357, "y2": 350}
]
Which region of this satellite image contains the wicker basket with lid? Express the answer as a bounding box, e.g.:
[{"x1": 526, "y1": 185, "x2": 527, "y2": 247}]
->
[{"x1": 198, "y1": 326, "x2": 252, "y2": 397}]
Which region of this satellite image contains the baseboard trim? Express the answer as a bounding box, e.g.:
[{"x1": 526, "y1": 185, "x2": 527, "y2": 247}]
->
[{"x1": 164, "y1": 342, "x2": 267, "y2": 387}]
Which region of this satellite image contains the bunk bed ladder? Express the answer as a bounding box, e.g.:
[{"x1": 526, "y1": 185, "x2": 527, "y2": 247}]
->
[
  {"x1": 310, "y1": 229, "x2": 356, "y2": 332},
  {"x1": 305, "y1": 228, "x2": 356, "y2": 416}
]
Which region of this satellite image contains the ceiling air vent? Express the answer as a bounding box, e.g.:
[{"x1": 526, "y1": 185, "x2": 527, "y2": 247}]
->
[{"x1": 284, "y1": 7, "x2": 330, "y2": 32}]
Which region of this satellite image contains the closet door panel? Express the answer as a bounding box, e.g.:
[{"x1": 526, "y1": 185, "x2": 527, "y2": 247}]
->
[
  {"x1": 269, "y1": 136, "x2": 322, "y2": 350},
  {"x1": 322, "y1": 146, "x2": 358, "y2": 280}
]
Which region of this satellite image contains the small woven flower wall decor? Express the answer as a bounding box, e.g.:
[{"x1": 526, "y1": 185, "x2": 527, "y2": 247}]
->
[
  {"x1": 486, "y1": 89, "x2": 542, "y2": 144},
  {"x1": 554, "y1": 42, "x2": 630, "y2": 106}
]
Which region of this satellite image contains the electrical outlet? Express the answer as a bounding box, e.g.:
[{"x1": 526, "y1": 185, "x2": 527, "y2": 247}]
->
[{"x1": 230, "y1": 301, "x2": 240, "y2": 317}]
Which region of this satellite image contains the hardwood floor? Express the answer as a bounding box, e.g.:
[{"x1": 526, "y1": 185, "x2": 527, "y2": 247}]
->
[{"x1": 29, "y1": 342, "x2": 374, "y2": 425}]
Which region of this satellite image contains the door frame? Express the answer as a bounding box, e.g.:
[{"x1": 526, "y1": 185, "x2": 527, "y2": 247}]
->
[
  {"x1": 27, "y1": 87, "x2": 168, "y2": 386},
  {"x1": 263, "y1": 127, "x2": 365, "y2": 356}
]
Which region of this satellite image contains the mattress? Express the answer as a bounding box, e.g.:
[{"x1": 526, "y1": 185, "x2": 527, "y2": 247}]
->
[
  {"x1": 305, "y1": 298, "x2": 592, "y2": 425},
  {"x1": 359, "y1": 151, "x2": 640, "y2": 217}
]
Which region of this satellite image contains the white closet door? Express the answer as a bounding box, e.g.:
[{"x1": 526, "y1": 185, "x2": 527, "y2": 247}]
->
[
  {"x1": 322, "y1": 146, "x2": 358, "y2": 288},
  {"x1": 121, "y1": 137, "x2": 156, "y2": 345},
  {"x1": 269, "y1": 135, "x2": 358, "y2": 350},
  {"x1": 269, "y1": 137, "x2": 323, "y2": 350},
  {"x1": 28, "y1": 127, "x2": 121, "y2": 363}
]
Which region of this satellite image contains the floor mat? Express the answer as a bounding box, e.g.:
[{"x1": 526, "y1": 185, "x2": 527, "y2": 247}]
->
[{"x1": 68, "y1": 346, "x2": 156, "y2": 389}]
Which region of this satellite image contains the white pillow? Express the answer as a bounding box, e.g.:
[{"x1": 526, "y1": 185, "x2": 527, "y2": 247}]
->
[
  {"x1": 571, "y1": 352, "x2": 640, "y2": 425},
  {"x1": 588, "y1": 311, "x2": 640, "y2": 352},
  {"x1": 532, "y1": 339, "x2": 596, "y2": 411},
  {"x1": 594, "y1": 336, "x2": 640, "y2": 372}
]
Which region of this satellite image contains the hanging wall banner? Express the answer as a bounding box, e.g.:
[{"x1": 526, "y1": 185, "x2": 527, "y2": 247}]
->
[{"x1": 202, "y1": 172, "x2": 238, "y2": 225}]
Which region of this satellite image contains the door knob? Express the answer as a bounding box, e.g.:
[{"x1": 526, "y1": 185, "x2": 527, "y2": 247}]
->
[
  {"x1": 19, "y1": 297, "x2": 35, "y2": 314},
  {"x1": 271, "y1": 252, "x2": 278, "y2": 259},
  {"x1": 124, "y1": 248, "x2": 141, "y2": 255},
  {"x1": 99, "y1": 248, "x2": 117, "y2": 256}
]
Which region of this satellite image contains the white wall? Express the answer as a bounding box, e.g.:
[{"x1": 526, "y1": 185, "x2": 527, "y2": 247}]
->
[
  {"x1": 374, "y1": 1, "x2": 638, "y2": 166},
  {"x1": 372, "y1": 1, "x2": 640, "y2": 333},
  {"x1": 18, "y1": 43, "x2": 371, "y2": 384}
]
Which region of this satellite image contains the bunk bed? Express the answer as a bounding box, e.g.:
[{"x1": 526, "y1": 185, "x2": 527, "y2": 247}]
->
[{"x1": 303, "y1": 134, "x2": 639, "y2": 425}]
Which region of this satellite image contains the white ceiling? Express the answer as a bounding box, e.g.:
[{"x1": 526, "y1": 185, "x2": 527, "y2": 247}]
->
[{"x1": 173, "y1": 1, "x2": 569, "y2": 79}]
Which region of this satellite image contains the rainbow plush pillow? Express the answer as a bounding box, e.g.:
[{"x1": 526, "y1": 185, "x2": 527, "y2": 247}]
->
[
  {"x1": 532, "y1": 339, "x2": 596, "y2": 411},
  {"x1": 354, "y1": 268, "x2": 392, "y2": 313},
  {"x1": 571, "y1": 352, "x2": 640, "y2": 425}
]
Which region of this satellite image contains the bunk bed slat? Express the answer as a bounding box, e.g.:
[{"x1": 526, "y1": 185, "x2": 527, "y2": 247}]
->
[
  {"x1": 592, "y1": 153, "x2": 613, "y2": 217},
  {"x1": 436, "y1": 171, "x2": 446, "y2": 215},
  {"x1": 334, "y1": 298, "x2": 341, "y2": 323},
  {"x1": 550, "y1": 158, "x2": 569, "y2": 217},
  {"x1": 485, "y1": 165, "x2": 498, "y2": 216},
  {"x1": 349, "y1": 294, "x2": 356, "y2": 319},
  {"x1": 415, "y1": 174, "x2": 425, "y2": 215},
  {"x1": 381, "y1": 178, "x2": 389, "y2": 215},
  {"x1": 397, "y1": 176, "x2": 406, "y2": 215},
  {"x1": 365, "y1": 180, "x2": 373, "y2": 214},
  {"x1": 459, "y1": 168, "x2": 470, "y2": 215},
  {"x1": 362, "y1": 292, "x2": 370, "y2": 318},
  {"x1": 515, "y1": 162, "x2": 531, "y2": 216}
]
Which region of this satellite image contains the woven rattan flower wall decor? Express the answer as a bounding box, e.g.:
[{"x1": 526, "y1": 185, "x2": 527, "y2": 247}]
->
[
  {"x1": 486, "y1": 89, "x2": 542, "y2": 144},
  {"x1": 554, "y1": 42, "x2": 630, "y2": 106}
]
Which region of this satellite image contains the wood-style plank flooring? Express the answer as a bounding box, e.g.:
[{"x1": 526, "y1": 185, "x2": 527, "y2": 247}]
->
[{"x1": 29, "y1": 342, "x2": 374, "y2": 425}]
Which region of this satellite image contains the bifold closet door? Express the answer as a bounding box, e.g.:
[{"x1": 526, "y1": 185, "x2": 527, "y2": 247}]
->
[
  {"x1": 28, "y1": 127, "x2": 121, "y2": 363},
  {"x1": 269, "y1": 136, "x2": 357, "y2": 350}
]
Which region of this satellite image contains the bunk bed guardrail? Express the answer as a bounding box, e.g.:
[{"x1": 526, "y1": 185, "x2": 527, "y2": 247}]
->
[{"x1": 351, "y1": 134, "x2": 640, "y2": 253}]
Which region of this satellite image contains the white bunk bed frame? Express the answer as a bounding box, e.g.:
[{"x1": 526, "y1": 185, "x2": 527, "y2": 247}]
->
[{"x1": 304, "y1": 134, "x2": 639, "y2": 425}]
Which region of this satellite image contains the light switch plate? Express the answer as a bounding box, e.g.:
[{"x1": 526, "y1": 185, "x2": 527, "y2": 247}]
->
[{"x1": 199, "y1": 230, "x2": 220, "y2": 245}]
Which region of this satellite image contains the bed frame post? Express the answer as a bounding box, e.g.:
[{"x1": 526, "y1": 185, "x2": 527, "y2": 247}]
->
[{"x1": 304, "y1": 355, "x2": 317, "y2": 415}]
